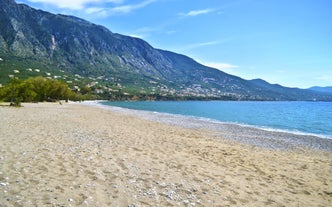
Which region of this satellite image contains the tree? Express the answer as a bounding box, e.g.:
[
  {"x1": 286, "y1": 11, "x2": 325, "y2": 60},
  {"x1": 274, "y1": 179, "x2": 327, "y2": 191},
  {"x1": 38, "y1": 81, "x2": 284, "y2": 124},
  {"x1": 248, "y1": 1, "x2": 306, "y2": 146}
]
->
[
  {"x1": 21, "y1": 78, "x2": 37, "y2": 102},
  {"x1": 49, "y1": 79, "x2": 72, "y2": 101},
  {"x1": 0, "y1": 76, "x2": 75, "y2": 104},
  {"x1": 31, "y1": 76, "x2": 51, "y2": 101},
  {"x1": 3, "y1": 79, "x2": 25, "y2": 106}
]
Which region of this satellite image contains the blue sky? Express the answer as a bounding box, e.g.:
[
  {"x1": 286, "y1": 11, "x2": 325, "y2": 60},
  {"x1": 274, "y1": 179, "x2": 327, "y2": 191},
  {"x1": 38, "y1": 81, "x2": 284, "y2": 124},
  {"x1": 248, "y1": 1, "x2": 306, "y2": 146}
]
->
[{"x1": 17, "y1": 0, "x2": 332, "y2": 88}]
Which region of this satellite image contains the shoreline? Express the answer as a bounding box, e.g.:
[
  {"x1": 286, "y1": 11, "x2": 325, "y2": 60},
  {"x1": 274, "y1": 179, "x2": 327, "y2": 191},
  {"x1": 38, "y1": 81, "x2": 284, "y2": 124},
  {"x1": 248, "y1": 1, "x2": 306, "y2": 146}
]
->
[
  {"x1": 1, "y1": 102, "x2": 331, "y2": 206},
  {"x1": 85, "y1": 101, "x2": 332, "y2": 152}
]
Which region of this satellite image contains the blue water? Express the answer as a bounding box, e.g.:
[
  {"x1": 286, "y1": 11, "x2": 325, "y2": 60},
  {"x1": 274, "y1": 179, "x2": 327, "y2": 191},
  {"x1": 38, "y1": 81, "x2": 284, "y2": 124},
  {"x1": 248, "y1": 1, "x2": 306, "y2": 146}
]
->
[{"x1": 102, "y1": 101, "x2": 332, "y2": 138}]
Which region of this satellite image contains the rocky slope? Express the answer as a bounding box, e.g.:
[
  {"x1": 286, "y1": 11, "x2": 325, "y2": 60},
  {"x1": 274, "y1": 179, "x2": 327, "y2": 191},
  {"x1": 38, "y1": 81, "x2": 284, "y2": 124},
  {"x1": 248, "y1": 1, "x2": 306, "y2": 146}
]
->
[{"x1": 1, "y1": 0, "x2": 331, "y2": 100}]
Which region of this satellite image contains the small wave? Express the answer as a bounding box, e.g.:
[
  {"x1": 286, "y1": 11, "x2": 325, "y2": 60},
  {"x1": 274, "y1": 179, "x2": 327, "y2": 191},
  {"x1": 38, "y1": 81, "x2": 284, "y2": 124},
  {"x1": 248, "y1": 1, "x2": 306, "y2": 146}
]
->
[
  {"x1": 84, "y1": 101, "x2": 332, "y2": 151},
  {"x1": 96, "y1": 102, "x2": 332, "y2": 140},
  {"x1": 180, "y1": 115, "x2": 332, "y2": 140}
]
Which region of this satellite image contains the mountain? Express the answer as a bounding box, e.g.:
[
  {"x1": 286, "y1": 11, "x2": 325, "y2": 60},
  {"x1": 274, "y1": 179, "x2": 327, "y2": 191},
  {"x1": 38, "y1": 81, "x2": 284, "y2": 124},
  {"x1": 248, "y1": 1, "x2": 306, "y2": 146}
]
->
[
  {"x1": 248, "y1": 79, "x2": 331, "y2": 100},
  {"x1": 308, "y1": 86, "x2": 332, "y2": 94},
  {"x1": 1, "y1": 0, "x2": 331, "y2": 101}
]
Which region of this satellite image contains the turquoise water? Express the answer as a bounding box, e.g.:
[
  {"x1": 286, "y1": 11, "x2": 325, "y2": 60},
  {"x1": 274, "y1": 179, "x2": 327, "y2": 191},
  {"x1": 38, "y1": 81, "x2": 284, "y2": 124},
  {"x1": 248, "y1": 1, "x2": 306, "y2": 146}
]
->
[{"x1": 102, "y1": 101, "x2": 332, "y2": 138}]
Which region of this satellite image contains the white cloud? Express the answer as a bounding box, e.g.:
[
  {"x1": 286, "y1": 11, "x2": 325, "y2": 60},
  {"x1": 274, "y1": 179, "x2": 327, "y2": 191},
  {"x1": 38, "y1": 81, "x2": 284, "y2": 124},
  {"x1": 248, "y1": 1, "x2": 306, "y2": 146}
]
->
[
  {"x1": 106, "y1": 0, "x2": 156, "y2": 15},
  {"x1": 179, "y1": 37, "x2": 235, "y2": 52},
  {"x1": 27, "y1": 0, "x2": 156, "y2": 13},
  {"x1": 126, "y1": 26, "x2": 159, "y2": 39},
  {"x1": 180, "y1": 8, "x2": 214, "y2": 17},
  {"x1": 28, "y1": 0, "x2": 123, "y2": 10},
  {"x1": 315, "y1": 75, "x2": 332, "y2": 81},
  {"x1": 166, "y1": 30, "x2": 176, "y2": 35},
  {"x1": 85, "y1": 7, "x2": 105, "y2": 14},
  {"x1": 180, "y1": 40, "x2": 221, "y2": 51},
  {"x1": 135, "y1": 26, "x2": 159, "y2": 33},
  {"x1": 203, "y1": 62, "x2": 239, "y2": 70},
  {"x1": 128, "y1": 34, "x2": 145, "y2": 39},
  {"x1": 193, "y1": 41, "x2": 220, "y2": 47},
  {"x1": 276, "y1": 70, "x2": 286, "y2": 73},
  {"x1": 200, "y1": 61, "x2": 239, "y2": 74},
  {"x1": 80, "y1": 0, "x2": 157, "y2": 16},
  {"x1": 131, "y1": 23, "x2": 174, "y2": 38}
]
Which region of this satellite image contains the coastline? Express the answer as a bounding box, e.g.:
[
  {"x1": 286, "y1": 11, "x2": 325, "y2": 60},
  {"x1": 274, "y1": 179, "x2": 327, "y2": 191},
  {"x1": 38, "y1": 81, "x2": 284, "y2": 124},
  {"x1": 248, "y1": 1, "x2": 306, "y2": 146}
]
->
[
  {"x1": 89, "y1": 101, "x2": 332, "y2": 152},
  {"x1": 0, "y1": 102, "x2": 331, "y2": 206}
]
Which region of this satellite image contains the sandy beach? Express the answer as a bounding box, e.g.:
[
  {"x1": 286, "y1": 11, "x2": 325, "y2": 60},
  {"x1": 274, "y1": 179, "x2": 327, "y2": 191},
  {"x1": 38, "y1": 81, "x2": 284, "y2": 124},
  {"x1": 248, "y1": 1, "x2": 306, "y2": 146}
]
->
[{"x1": 0, "y1": 102, "x2": 331, "y2": 207}]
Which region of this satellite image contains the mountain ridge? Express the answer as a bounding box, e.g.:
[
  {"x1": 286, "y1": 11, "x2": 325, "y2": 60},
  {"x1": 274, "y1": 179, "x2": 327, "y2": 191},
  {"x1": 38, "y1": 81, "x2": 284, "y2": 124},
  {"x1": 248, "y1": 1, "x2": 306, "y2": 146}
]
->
[
  {"x1": 308, "y1": 86, "x2": 332, "y2": 94},
  {"x1": 1, "y1": 0, "x2": 331, "y2": 101}
]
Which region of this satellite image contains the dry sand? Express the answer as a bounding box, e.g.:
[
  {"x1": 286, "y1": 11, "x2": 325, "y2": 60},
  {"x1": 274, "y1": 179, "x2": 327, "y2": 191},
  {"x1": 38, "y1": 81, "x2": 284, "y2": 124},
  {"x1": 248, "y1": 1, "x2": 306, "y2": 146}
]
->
[{"x1": 0, "y1": 102, "x2": 331, "y2": 207}]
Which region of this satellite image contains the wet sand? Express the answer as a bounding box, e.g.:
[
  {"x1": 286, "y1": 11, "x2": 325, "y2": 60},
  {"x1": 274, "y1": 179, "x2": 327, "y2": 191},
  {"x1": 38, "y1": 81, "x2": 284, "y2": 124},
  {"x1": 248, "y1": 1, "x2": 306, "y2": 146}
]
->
[{"x1": 0, "y1": 102, "x2": 331, "y2": 206}]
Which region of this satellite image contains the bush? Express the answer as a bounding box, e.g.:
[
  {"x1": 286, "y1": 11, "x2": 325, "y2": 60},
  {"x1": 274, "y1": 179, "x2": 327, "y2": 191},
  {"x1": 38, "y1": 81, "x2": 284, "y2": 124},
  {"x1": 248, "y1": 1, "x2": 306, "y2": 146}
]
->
[{"x1": 0, "y1": 76, "x2": 75, "y2": 103}]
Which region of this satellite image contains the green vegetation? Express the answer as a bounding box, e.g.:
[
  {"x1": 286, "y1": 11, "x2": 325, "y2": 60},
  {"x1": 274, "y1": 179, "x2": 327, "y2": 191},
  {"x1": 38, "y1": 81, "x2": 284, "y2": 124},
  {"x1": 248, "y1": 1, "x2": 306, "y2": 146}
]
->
[
  {"x1": 0, "y1": 77, "x2": 74, "y2": 106},
  {"x1": 1, "y1": 0, "x2": 332, "y2": 101},
  {"x1": 0, "y1": 76, "x2": 238, "y2": 106}
]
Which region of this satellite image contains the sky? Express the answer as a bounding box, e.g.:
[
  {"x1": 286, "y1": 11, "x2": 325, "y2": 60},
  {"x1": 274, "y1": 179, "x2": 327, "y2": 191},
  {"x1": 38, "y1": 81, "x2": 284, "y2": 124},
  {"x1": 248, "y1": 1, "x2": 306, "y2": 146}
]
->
[{"x1": 17, "y1": 0, "x2": 332, "y2": 88}]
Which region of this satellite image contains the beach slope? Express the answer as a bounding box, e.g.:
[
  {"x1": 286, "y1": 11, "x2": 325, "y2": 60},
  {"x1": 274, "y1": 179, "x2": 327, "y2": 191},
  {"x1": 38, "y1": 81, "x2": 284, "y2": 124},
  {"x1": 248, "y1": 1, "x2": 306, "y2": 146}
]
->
[{"x1": 0, "y1": 103, "x2": 331, "y2": 206}]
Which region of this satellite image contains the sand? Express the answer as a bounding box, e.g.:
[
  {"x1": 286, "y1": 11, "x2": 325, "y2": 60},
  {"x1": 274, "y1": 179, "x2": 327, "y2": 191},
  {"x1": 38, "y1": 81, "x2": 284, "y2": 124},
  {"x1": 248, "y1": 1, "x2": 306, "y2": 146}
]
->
[{"x1": 0, "y1": 102, "x2": 331, "y2": 207}]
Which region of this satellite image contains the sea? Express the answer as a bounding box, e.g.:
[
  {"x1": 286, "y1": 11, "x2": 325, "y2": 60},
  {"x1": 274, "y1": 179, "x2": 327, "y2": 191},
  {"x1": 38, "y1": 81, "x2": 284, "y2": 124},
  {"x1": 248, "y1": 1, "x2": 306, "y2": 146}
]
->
[{"x1": 101, "y1": 101, "x2": 332, "y2": 139}]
